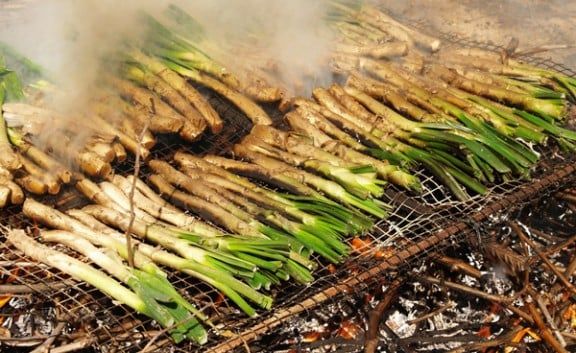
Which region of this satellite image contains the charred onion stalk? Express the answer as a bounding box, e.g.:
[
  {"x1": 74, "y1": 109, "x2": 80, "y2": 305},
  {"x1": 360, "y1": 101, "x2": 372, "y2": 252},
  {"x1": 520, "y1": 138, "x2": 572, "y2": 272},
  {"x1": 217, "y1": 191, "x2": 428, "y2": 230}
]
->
[
  {"x1": 7, "y1": 229, "x2": 207, "y2": 344},
  {"x1": 22, "y1": 198, "x2": 273, "y2": 317},
  {"x1": 160, "y1": 5, "x2": 285, "y2": 103},
  {"x1": 360, "y1": 57, "x2": 572, "y2": 147},
  {"x1": 232, "y1": 143, "x2": 390, "y2": 218},
  {"x1": 110, "y1": 175, "x2": 316, "y2": 286},
  {"x1": 126, "y1": 49, "x2": 223, "y2": 133},
  {"x1": 0, "y1": 59, "x2": 23, "y2": 171},
  {"x1": 175, "y1": 152, "x2": 372, "y2": 233},
  {"x1": 141, "y1": 12, "x2": 274, "y2": 125},
  {"x1": 324, "y1": 49, "x2": 574, "y2": 199},
  {"x1": 77, "y1": 175, "x2": 314, "y2": 288},
  {"x1": 120, "y1": 62, "x2": 208, "y2": 139},
  {"x1": 0, "y1": 87, "x2": 21, "y2": 171},
  {"x1": 292, "y1": 92, "x2": 485, "y2": 200},
  {"x1": 438, "y1": 48, "x2": 576, "y2": 102},
  {"x1": 0, "y1": 166, "x2": 23, "y2": 208},
  {"x1": 326, "y1": 0, "x2": 440, "y2": 59},
  {"x1": 318, "y1": 3, "x2": 575, "y2": 200},
  {"x1": 250, "y1": 124, "x2": 420, "y2": 191},
  {"x1": 40, "y1": 230, "x2": 207, "y2": 344},
  {"x1": 243, "y1": 127, "x2": 386, "y2": 200},
  {"x1": 148, "y1": 160, "x2": 346, "y2": 265},
  {"x1": 284, "y1": 111, "x2": 420, "y2": 190},
  {"x1": 106, "y1": 77, "x2": 185, "y2": 135},
  {"x1": 157, "y1": 155, "x2": 360, "y2": 263}
]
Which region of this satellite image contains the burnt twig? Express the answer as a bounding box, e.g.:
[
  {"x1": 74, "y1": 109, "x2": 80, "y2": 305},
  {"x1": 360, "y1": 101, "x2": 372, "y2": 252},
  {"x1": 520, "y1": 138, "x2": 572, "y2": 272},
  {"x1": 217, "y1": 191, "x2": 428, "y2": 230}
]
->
[
  {"x1": 538, "y1": 234, "x2": 576, "y2": 258},
  {"x1": 512, "y1": 222, "x2": 576, "y2": 296},
  {"x1": 0, "y1": 280, "x2": 76, "y2": 294},
  {"x1": 526, "y1": 301, "x2": 569, "y2": 353},
  {"x1": 534, "y1": 291, "x2": 567, "y2": 347},
  {"x1": 46, "y1": 336, "x2": 95, "y2": 353},
  {"x1": 433, "y1": 255, "x2": 482, "y2": 279},
  {"x1": 419, "y1": 275, "x2": 534, "y2": 324},
  {"x1": 124, "y1": 99, "x2": 153, "y2": 267},
  {"x1": 29, "y1": 321, "x2": 66, "y2": 353},
  {"x1": 445, "y1": 326, "x2": 523, "y2": 353},
  {"x1": 418, "y1": 276, "x2": 512, "y2": 304},
  {"x1": 364, "y1": 280, "x2": 401, "y2": 353},
  {"x1": 406, "y1": 301, "x2": 455, "y2": 325}
]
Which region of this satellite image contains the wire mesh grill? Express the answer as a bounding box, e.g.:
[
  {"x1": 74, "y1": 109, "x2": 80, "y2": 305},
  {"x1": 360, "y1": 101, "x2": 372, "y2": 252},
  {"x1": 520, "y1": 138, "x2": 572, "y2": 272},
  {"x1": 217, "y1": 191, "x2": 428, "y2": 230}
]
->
[{"x1": 1, "y1": 28, "x2": 576, "y2": 353}]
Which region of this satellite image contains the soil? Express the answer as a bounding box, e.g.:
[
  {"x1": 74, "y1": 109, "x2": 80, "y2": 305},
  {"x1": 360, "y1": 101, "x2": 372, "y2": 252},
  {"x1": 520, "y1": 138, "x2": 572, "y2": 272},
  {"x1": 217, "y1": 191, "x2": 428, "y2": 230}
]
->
[{"x1": 387, "y1": 0, "x2": 576, "y2": 67}]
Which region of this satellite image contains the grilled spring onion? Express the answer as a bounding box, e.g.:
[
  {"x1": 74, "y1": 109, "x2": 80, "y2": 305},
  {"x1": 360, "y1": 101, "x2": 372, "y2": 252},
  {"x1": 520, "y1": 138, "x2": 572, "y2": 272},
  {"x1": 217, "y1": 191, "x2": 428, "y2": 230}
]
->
[
  {"x1": 88, "y1": 176, "x2": 314, "y2": 285},
  {"x1": 172, "y1": 166, "x2": 348, "y2": 265},
  {"x1": 148, "y1": 160, "x2": 345, "y2": 264},
  {"x1": 150, "y1": 7, "x2": 284, "y2": 103},
  {"x1": 108, "y1": 175, "x2": 315, "y2": 286},
  {"x1": 284, "y1": 111, "x2": 421, "y2": 191},
  {"x1": 175, "y1": 152, "x2": 371, "y2": 234},
  {"x1": 242, "y1": 133, "x2": 385, "y2": 200},
  {"x1": 162, "y1": 60, "x2": 273, "y2": 126},
  {"x1": 120, "y1": 62, "x2": 208, "y2": 138},
  {"x1": 6, "y1": 229, "x2": 206, "y2": 344},
  {"x1": 126, "y1": 49, "x2": 223, "y2": 133},
  {"x1": 0, "y1": 166, "x2": 23, "y2": 207},
  {"x1": 233, "y1": 144, "x2": 390, "y2": 218},
  {"x1": 22, "y1": 198, "x2": 272, "y2": 317},
  {"x1": 197, "y1": 154, "x2": 374, "y2": 234},
  {"x1": 40, "y1": 230, "x2": 207, "y2": 344},
  {"x1": 250, "y1": 124, "x2": 413, "y2": 195},
  {"x1": 140, "y1": 13, "x2": 273, "y2": 125}
]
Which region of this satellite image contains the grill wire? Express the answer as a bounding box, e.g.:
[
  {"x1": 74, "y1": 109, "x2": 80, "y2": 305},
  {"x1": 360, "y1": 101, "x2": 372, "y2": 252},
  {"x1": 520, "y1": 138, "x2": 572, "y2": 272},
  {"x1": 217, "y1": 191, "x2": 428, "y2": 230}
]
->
[{"x1": 1, "y1": 28, "x2": 576, "y2": 353}]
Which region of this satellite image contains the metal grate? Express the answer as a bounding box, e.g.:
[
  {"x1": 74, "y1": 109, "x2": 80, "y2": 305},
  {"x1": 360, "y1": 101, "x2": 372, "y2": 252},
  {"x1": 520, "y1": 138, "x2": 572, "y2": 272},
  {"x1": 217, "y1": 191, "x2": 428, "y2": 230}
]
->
[{"x1": 1, "y1": 31, "x2": 576, "y2": 353}]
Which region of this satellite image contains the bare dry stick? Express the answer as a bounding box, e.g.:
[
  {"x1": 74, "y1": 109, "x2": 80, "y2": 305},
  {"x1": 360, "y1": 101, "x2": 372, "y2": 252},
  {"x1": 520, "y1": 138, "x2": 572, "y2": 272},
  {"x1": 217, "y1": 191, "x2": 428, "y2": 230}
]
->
[
  {"x1": 535, "y1": 293, "x2": 567, "y2": 347},
  {"x1": 30, "y1": 321, "x2": 66, "y2": 353},
  {"x1": 446, "y1": 326, "x2": 523, "y2": 353},
  {"x1": 556, "y1": 192, "x2": 576, "y2": 204},
  {"x1": 365, "y1": 280, "x2": 401, "y2": 353},
  {"x1": 0, "y1": 281, "x2": 75, "y2": 294},
  {"x1": 434, "y1": 255, "x2": 482, "y2": 279},
  {"x1": 125, "y1": 99, "x2": 153, "y2": 267},
  {"x1": 526, "y1": 301, "x2": 569, "y2": 353},
  {"x1": 49, "y1": 336, "x2": 95, "y2": 353},
  {"x1": 407, "y1": 302, "x2": 456, "y2": 325},
  {"x1": 419, "y1": 276, "x2": 512, "y2": 304},
  {"x1": 138, "y1": 338, "x2": 171, "y2": 353},
  {"x1": 511, "y1": 222, "x2": 576, "y2": 296},
  {"x1": 514, "y1": 44, "x2": 573, "y2": 57},
  {"x1": 537, "y1": 234, "x2": 576, "y2": 258}
]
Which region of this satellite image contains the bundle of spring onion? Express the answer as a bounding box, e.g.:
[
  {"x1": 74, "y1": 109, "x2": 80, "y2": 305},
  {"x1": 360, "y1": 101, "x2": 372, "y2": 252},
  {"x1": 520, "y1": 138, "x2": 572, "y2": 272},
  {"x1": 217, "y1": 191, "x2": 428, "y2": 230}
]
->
[
  {"x1": 149, "y1": 153, "x2": 379, "y2": 263},
  {"x1": 118, "y1": 5, "x2": 278, "y2": 128},
  {"x1": 0, "y1": 57, "x2": 24, "y2": 207},
  {"x1": 6, "y1": 227, "x2": 208, "y2": 344},
  {"x1": 0, "y1": 44, "x2": 153, "y2": 198},
  {"x1": 26, "y1": 172, "x2": 336, "y2": 318},
  {"x1": 263, "y1": 0, "x2": 575, "y2": 201},
  {"x1": 0, "y1": 51, "x2": 75, "y2": 204}
]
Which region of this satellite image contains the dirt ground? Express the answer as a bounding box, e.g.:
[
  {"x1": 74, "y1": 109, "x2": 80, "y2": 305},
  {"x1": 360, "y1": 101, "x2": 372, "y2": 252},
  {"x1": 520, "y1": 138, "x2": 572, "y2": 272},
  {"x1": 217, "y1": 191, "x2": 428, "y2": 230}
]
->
[
  {"x1": 387, "y1": 0, "x2": 576, "y2": 67},
  {"x1": 2, "y1": 0, "x2": 576, "y2": 66}
]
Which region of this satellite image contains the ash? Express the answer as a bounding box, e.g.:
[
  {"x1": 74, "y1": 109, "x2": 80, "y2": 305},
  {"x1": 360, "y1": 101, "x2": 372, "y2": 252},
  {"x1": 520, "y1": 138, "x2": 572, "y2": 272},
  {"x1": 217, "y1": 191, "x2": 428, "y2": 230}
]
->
[{"x1": 250, "y1": 187, "x2": 576, "y2": 352}]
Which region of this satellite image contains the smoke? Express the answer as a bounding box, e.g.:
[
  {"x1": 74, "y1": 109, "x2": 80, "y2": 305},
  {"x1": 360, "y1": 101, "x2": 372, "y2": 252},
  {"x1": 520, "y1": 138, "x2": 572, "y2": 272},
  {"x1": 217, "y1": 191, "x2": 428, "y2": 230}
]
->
[
  {"x1": 0, "y1": 0, "x2": 337, "y2": 105},
  {"x1": 0, "y1": 0, "x2": 165, "y2": 112},
  {"x1": 0, "y1": 0, "x2": 337, "y2": 145},
  {"x1": 170, "y1": 0, "x2": 336, "y2": 96}
]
